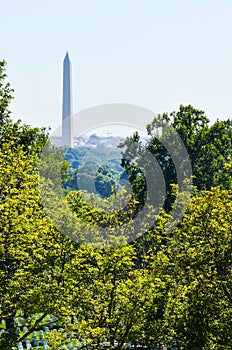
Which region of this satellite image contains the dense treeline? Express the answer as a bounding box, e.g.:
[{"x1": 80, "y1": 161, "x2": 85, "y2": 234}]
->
[
  {"x1": 63, "y1": 146, "x2": 124, "y2": 197},
  {"x1": 0, "y1": 60, "x2": 231, "y2": 349}
]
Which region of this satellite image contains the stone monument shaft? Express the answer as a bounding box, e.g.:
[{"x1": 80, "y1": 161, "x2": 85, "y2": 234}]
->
[{"x1": 62, "y1": 52, "x2": 73, "y2": 147}]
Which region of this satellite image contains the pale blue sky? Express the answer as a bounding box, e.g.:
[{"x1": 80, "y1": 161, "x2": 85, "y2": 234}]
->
[{"x1": 1, "y1": 0, "x2": 232, "y2": 132}]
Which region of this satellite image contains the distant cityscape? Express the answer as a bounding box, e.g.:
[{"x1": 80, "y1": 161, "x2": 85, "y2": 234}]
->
[{"x1": 51, "y1": 132, "x2": 124, "y2": 148}]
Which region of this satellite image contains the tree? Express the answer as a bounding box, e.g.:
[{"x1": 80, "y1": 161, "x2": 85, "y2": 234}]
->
[
  {"x1": 0, "y1": 61, "x2": 78, "y2": 348},
  {"x1": 0, "y1": 60, "x2": 13, "y2": 122},
  {"x1": 152, "y1": 185, "x2": 232, "y2": 350},
  {"x1": 1, "y1": 60, "x2": 231, "y2": 349},
  {"x1": 120, "y1": 105, "x2": 232, "y2": 212}
]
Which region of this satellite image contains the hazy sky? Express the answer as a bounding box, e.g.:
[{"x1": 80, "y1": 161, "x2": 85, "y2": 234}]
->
[{"x1": 1, "y1": 0, "x2": 232, "y2": 132}]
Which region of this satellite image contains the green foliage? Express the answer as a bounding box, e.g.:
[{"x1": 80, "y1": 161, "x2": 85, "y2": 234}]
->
[
  {"x1": 0, "y1": 60, "x2": 13, "y2": 121},
  {"x1": 120, "y1": 105, "x2": 232, "y2": 213},
  {"x1": 149, "y1": 187, "x2": 232, "y2": 350},
  {"x1": 63, "y1": 145, "x2": 124, "y2": 198},
  {"x1": 0, "y1": 61, "x2": 232, "y2": 349}
]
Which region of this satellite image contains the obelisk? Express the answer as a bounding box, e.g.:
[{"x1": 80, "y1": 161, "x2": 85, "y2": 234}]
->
[{"x1": 62, "y1": 52, "x2": 73, "y2": 147}]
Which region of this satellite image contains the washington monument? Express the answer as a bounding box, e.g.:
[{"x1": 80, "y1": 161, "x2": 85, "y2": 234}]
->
[{"x1": 62, "y1": 52, "x2": 73, "y2": 147}]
